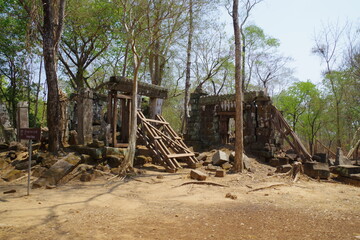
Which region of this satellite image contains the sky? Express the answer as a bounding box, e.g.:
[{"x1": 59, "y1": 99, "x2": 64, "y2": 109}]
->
[{"x1": 222, "y1": 0, "x2": 360, "y2": 85}]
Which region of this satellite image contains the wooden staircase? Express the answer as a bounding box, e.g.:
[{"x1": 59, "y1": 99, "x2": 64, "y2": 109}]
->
[
  {"x1": 270, "y1": 105, "x2": 312, "y2": 161},
  {"x1": 137, "y1": 111, "x2": 198, "y2": 171}
]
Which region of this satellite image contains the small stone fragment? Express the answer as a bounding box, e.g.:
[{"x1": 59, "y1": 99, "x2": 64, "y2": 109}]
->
[
  {"x1": 215, "y1": 169, "x2": 226, "y2": 177},
  {"x1": 225, "y1": 193, "x2": 237, "y2": 200},
  {"x1": 190, "y1": 169, "x2": 207, "y2": 181}
]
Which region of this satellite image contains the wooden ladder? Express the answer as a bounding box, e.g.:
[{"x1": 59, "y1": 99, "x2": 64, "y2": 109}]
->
[
  {"x1": 137, "y1": 111, "x2": 198, "y2": 171},
  {"x1": 270, "y1": 105, "x2": 312, "y2": 161}
]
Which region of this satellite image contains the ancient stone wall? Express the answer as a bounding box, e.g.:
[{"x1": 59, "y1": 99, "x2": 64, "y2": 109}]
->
[{"x1": 185, "y1": 90, "x2": 281, "y2": 158}]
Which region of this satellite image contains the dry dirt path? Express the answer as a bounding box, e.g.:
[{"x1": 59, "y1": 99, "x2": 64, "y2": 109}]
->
[{"x1": 1, "y1": 167, "x2": 360, "y2": 240}]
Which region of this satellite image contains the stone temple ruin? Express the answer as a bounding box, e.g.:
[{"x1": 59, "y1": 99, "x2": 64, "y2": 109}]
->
[{"x1": 1, "y1": 76, "x2": 360, "y2": 186}]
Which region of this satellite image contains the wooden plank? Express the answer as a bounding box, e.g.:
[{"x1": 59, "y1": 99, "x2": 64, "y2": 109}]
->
[
  {"x1": 316, "y1": 139, "x2": 336, "y2": 157},
  {"x1": 117, "y1": 93, "x2": 132, "y2": 100},
  {"x1": 112, "y1": 94, "x2": 118, "y2": 147},
  {"x1": 167, "y1": 153, "x2": 195, "y2": 158}
]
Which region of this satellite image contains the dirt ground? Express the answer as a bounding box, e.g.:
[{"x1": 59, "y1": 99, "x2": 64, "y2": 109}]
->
[{"x1": 1, "y1": 159, "x2": 360, "y2": 240}]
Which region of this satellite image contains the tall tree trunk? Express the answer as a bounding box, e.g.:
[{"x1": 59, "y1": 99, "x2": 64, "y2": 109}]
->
[
  {"x1": 121, "y1": 43, "x2": 139, "y2": 174},
  {"x1": 232, "y1": 0, "x2": 244, "y2": 172},
  {"x1": 181, "y1": 0, "x2": 193, "y2": 134},
  {"x1": 42, "y1": 0, "x2": 66, "y2": 153}
]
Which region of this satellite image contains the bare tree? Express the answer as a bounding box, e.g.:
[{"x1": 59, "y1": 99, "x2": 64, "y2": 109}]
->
[
  {"x1": 231, "y1": 0, "x2": 262, "y2": 173},
  {"x1": 313, "y1": 22, "x2": 347, "y2": 148}
]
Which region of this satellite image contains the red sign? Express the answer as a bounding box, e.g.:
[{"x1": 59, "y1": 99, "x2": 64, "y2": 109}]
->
[{"x1": 19, "y1": 128, "x2": 41, "y2": 140}]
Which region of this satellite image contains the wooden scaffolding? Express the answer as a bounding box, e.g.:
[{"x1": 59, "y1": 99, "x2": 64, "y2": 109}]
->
[
  {"x1": 137, "y1": 111, "x2": 198, "y2": 171},
  {"x1": 270, "y1": 105, "x2": 312, "y2": 161}
]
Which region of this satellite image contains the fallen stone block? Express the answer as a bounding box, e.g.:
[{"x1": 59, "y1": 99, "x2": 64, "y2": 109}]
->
[
  {"x1": 32, "y1": 159, "x2": 75, "y2": 188},
  {"x1": 2, "y1": 169, "x2": 24, "y2": 182},
  {"x1": 212, "y1": 150, "x2": 229, "y2": 166},
  {"x1": 275, "y1": 164, "x2": 292, "y2": 173},
  {"x1": 304, "y1": 162, "x2": 330, "y2": 179},
  {"x1": 332, "y1": 165, "x2": 360, "y2": 177},
  {"x1": 335, "y1": 147, "x2": 352, "y2": 165},
  {"x1": 215, "y1": 169, "x2": 226, "y2": 177},
  {"x1": 190, "y1": 169, "x2": 207, "y2": 181},
  {"x1": 196, "y1": 153, "x2": 207, "y2": 162},
  {"x1": 350, "y1": 173, "x2": 360, "y2": 180}
]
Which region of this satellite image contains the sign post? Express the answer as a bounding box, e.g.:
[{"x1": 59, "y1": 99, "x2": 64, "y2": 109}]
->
[{"x1": 19, "y1": 128, "x2": 41, "y2": 196}]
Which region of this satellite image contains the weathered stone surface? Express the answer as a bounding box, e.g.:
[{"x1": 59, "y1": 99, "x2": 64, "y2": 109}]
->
[
  {"x1": 286, "y1": 153, "x2": 298, "y2": 161},
  {"x1": 333, "y1": 165, "x2": 360, "y2": 177},
  {"x1": 278, "y1": 157, "x2": 289, "y2": 165},
  {"x1": 37, "y1": 153, "x2": 58, "y2": 168},
  {"x1": 32, "y1": 160, "x2": 74, "y2": 188},
  {"x1": 32, "y1": 166, "x2": 47, "y2": 177},
  {"x1": 190, "y1": 169, "x2": 207, "y2": 181},
  {"x1": 0, "y1": 143, "x2": 9, "y2": 150},
  {"x1": 206, "y1": 164, "x2": 219, "y2": 172},
  {"x1": 221, "y1": 162, "x2": 233, "y2": 170},
  {"x1": 110, "y1": 167, "x2": 119, "y2": 175},
  {"x1": 134, "y1": 155, "x2": 148, "y2": 166},
  {"x1": 68, "y1": 130, "x2": 78, "y2": 145},
  {"x1": 77, "y1": 164, "x2": 94, "y2": 173},
  {"x1": 71, "y1": 145, "x2": 103, "y2": 160},
  {"x1": 215, "y1": 169, "x2": 226, "y2": 177},
  {"x1": 229, "y1": 151, "x2": 235, "y2": 162},
  {"x1": 243, "y1": 153, "x2": 252, "y2": 171},
  {"x1": 2, "y1": 169, "x2": 24, "y2": 181},
  {"x1": 9, "y1": 142, "x2": 27, "y2": 152},
  {"x1": 103, "y1": 147, "x2": 126, "y2": 157},
  {"x1": 269, "y1": 158, "x2": 280, "y2": 167},
  {"x1": 8, "y1": 151, "x2": 17, "y2": 160},
  {"x1": 188, "y1": 162, "x2": 203, "y2": 169},
  {"x1": 212, "y1": 150, "x2": 229, "y2": 166},
  {"x1": 106, "y1": 155, "x2": 124, "y2": 168},
  {"x1": 0, "y1": 158, "x2": 10, "y2": 169},
  {"x1": 14, "y1": 160, "x2": 37, "y2": 170},
  {"x1": 335, "y1": 147, "x2": 352, "y2": 165},
  {"x1": 275, "y1": 164, "x2": 292, "y2": 173},
  {"x1": 196, "y1": 153, "x2": 207, "y2": 162},
  {"x1": 304, "y1": 162, "x2": 330, "y2": 179},
  {"x1": 350, "y1": 173, "x2": 360, "y2": 180},
  {"x1": 80, "y1": 154, "x2": 94, "y2": 164},
  {"x1": 88, "y1": 139, "x2": 105, "y2": 148},
  {"x1": 80, "y1": 172, "x2": 93, "y2": 182}
]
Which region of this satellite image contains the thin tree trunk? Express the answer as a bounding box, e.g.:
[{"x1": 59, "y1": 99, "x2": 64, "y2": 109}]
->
[
  {"x1": 34, "y1": 57, "x2": 42, "y2": 126},
  {"x1": 181, "y1": 0, "x2": 193, "y2": 134},
  {"x1": 335, "y1": 101, "x2": 341, "y2": 147},
  {"x1": 232, "y1": 0, "x2": 244, "y2": 172}
]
